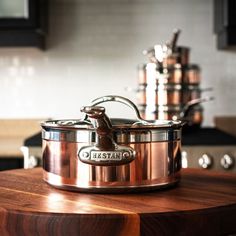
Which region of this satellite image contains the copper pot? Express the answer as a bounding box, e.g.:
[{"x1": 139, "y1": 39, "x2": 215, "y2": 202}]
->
[
  {"x1": 41, "y1": 95, "x2": 183, "y2": 193},
  {"x1": 160, "y1": 46, "x2": 190, "y2": 66},
  {"x1": 137, "y1": 84, "x2": 201, "y2": 105},
  {"x1": 139, "y1": 104, "x2": 203, "y2": 128},
  {"x1": 182, "y1": 85, "x2": 201, "y2": 104},
  {"x1": 159, "y1": 64, "x2": 200, "y2": 84},
  {"x1": 141, "y1": 63, "x2": 201, "y2": 85},
  {"x1": 137, "y1": 64, "x2": 147, "y2": 84},
  {"x1": 137, "y1": 84, "x2": 182, "y2": 105},
  {"x1": 183, "y1": 64, "x2": 201, "y2": 84}
]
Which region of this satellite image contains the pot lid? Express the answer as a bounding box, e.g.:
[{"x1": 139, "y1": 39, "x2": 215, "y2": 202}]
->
[
  {"x1": 42, "y1": 118, "x2": 182, "y2": 130},
  {"x1": 41, "y1": 95, "x2": 183, "y2": 131},
  {"x1": 42, "y1": 119, "x2": 93, "y2": 129}
]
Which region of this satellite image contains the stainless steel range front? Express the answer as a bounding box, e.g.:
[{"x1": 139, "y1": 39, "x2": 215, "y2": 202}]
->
[
  {"x1": 21, "y1": 128, "x2": 236, "y2": 173},
  {"x1": 182, "y1": 128, "x2": 236, "y2": 172}
]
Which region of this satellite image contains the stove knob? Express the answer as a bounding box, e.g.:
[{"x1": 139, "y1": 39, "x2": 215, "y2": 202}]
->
[
  {"x1": 198, "y1": 154, "x2": 212, "y2": 169},
  {"x1": 220, "y1": 154, "x2": 234, "y2": 169}
]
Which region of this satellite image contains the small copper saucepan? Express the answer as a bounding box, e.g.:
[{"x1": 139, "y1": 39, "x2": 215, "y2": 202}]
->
[{"x1": 42, "y1": 95, "x2": 183, "y2": 193}]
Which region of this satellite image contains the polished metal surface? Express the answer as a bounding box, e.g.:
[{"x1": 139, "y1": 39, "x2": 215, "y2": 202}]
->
[
  {"x1": 42, "y1": 139, "x2": 181, "y2": 192},
  {"x1": 137, "y1": 29, "x2": 208, "y2": 128},
  {"x1": 220, "y1": 154, "x2": 234, "y2": 169},
  {"x1": 144, "y1": 37, "x2": 190, "y2": 67},
  {"x1": 143, "y1": 62, "x2": 201, "y2": 85},
  {"x1": 78, "y1": 105, "x2": 136, "y2": 166},
  {"x1": 139, "y1": 104, "x2": 203, "y2": 126},
  {"x1": 184, "y1": 64, "x2": 201, "y2": 84},
  {"x1": 78, "y1": 145, "x2": 135, "y2": 166},
  {"x1": 42, "y1": 95, "x2": 182, "y2": 144},
  {"x1": 137, "y1": 84, "x2": 201, "y2": 106},
  {"x1": 44, "y1": 171, "x2": 180, "y2": 193},
  {"x1": 137, "y1": 38, "x2": 205, "y2": 128},
  {"x1": 138, "y1": 64, "x2": 147, "y2": 84},
  {"x1": 91, "y1": 95, "x2": 144, "y2": 121},
  {"x1": 42, "y1": 95, "x2": 183, "y2": 192},
  {"x1": 42, "y1": 128, "x2": 182, "y2": 143},
  {"x1": 171, "y1": 46, "x2": 190, "y2": 66},
  {"x1": 182, "y1": 145, "x2": 236, "y2": 173},
  {"x1": 198, "y1": 154, "x2": 213, "y2": 169}
]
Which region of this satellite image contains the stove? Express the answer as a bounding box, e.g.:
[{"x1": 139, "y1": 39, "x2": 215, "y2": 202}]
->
[
  {"x1": 21, "y1": 132, "x2": 42, "y2": 169},
  {"x1": 182, "y1": 128, "x2": 236, "y2": 172},
  {"x1": 22, "y1": 128, "x2": 236, "y2": 172}
]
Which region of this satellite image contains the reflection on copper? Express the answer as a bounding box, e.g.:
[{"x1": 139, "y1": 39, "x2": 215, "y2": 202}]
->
[
  {"x1": 138, "y1": 62, "x2": 199, "y2": 88},
  {"x1": 137, "y1": 86, "x2": 200, "y2": 106},
  {"x1": 42, "y1": 139, "x2": 181, "y2": 192}
]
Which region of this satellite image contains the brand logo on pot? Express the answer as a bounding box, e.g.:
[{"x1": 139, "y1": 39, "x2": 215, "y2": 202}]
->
[
  {"x1": 91, "y1": 151, "x2": 122, "y2": 161},
  {"x1": 78, "y1": 146, "x2": 135, "y2": 166}
]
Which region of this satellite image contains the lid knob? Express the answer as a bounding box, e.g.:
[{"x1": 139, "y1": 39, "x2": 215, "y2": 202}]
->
[{"x1": 81, "y1": 106, "x2": 114, "y2": 150}]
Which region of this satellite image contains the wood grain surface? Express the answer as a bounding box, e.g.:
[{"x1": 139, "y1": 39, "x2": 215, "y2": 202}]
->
[{"x1": 0, "y1": 168, "x2": 236, "y2": 236}]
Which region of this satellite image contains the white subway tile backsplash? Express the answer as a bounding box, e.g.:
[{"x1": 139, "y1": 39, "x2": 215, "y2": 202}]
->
[{"x1": 0, "y1": 0, "x2": 235, "y2": 127}]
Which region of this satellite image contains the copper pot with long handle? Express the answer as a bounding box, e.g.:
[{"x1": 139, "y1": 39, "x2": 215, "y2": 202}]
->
[
  {"x1": 138, "y1": 96, "x2": 214, "y2": 128},
  {"x1": 42, "y1": 95, "x2": 183, "y2": 193},
  {"x1": 139, "y1": 104, "x2": 203, "y2": 127}
]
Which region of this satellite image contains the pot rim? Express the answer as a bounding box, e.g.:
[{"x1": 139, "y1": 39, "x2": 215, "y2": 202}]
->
[
  {"x1": 41, "y1": 118, "x2": 183, "y2": 130},
  {"x1": 42, "y1": 126, "x2": 182, "y2": 143}
]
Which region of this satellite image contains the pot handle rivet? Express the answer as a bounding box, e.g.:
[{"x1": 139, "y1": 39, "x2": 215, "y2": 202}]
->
[
  {"x1": 82, "y1": 152, "x2": 90, "y2": 160},
  {"x1": 123, "y1": 152, "x2": 130, "y2": 158}
]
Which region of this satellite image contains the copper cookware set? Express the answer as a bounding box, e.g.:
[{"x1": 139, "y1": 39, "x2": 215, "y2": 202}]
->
[
  {"x1": 138, "y1": 29, "x2": 212, "y2": 128},
  {"x1": 42, "y1": 95, "x2": 183, "y2": 193}
]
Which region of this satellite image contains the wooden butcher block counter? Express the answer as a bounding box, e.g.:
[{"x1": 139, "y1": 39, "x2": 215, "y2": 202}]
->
[{"x1": 0, "y1": 168, "x2": 236, "y2": 236}]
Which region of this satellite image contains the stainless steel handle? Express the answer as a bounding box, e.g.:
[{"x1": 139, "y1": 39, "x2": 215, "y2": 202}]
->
[
  {"x1": 169, "y1": 28, "x2": 181, "y2": 51},
  {"x1": 91, "y1": 95, "x2": 143, "y2": 121},
  {"x1": 180, "y1": 96, "x2": 214, "y2": 119},
  {"x1": 79, "y1": 103, "x2": 136, "y2": 166}
]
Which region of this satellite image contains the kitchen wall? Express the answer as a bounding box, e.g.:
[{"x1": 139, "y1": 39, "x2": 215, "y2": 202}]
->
[{"x1": 0, "y1": 0, "x2": 235, "y2": 126}]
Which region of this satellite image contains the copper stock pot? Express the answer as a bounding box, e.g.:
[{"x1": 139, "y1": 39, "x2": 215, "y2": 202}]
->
[{"x1": 42, "y1": 95, "x2": 183, "y2": 193}]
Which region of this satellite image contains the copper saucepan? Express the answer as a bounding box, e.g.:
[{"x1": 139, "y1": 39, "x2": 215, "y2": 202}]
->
[
  {"x1": 139, "y1": 104, "x2": 203, "y2": 128},
  {"x1": 42, "y1": 95, "x2": 183, "y2": 193},
  {"x1": 138, "y1": 97, "x2": 214, "y2": 128}
]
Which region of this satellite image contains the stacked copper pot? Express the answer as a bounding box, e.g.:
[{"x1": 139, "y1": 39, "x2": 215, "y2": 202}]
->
[{"x1": 137, "y1": 29, "x2": 211, "y2": 129}]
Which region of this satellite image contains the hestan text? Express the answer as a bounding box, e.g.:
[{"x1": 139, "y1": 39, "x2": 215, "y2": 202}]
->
[{"x1": 91, "y1": 151, "x2": 122, "y2": 161}]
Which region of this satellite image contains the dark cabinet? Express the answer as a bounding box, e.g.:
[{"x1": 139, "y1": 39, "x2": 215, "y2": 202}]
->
[
  {"x1": 0, "y1": 0, "x2": 48, "y2": 49},
  {"x1": 214, "y1": 0, "x2": 236, "y2": 49}
]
